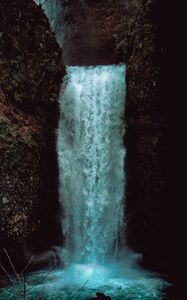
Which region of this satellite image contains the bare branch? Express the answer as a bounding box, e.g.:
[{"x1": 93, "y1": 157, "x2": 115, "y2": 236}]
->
[
  {"x1": 25, "y1": 265, "x2": 56, "y2": 294},
  {"x1": 0, "y1": 261, "x2": 16, "y2": 288},
  {"x1": 3, "y1": 248, "x2": 19, "y2": 278},
  {"x1": 21, "y1": 255, "x2": 34, "y2": 274},
  {"x1": 0, "y1": 287, "x2": 23, "y2": 297},
  {"x1": 0, "y1": 250, "x2": 68, "y2": 298},
  {"x1": 26, "y1": 252, "x2": 67, "y2": 295},
  {"x1": 67, "y1": 280, "x2": 89, "y2": 300},
  {"x1": 23, "y1": 273, "x2": 26, "y2": 300},
  {"x1": 41, "y1": 0, "x2": 49, "y2": 7}
]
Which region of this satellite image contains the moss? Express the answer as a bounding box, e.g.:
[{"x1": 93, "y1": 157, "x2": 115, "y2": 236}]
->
[
  {"x1": 0, "y1": 0, "x2": 64, "y2": 112},
  {"x1": 0, "y1": 0, "x2": 65, "y2": 264}
]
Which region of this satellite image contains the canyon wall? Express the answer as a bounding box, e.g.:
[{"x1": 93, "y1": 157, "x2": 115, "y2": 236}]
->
[
  {"x1": 125, "y1": 0, "x2": 170, "y2": 276},
  {"x1": 0, "y1": 0, "x2": 170, "y2": 278},
  {"x1": 61, "y1": 0, "x2": 138, "y2": 65},
  {"x1": 0, "y1": 0, "x2": 65, "y2": 267}
]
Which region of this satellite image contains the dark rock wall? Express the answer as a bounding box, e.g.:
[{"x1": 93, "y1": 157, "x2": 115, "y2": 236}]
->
[
  {"x1": 124, "y1": 0, "x2": 171, "y2": 277},
  {"x1": 0, "y1": 0, "x2": 65, "y2": 266},
  {"x1": 0, "y1": 0, "x2": 171, "y2": 279},
  {"x1": 61, "y1": 0, "x2": 138, "y2": 65}
]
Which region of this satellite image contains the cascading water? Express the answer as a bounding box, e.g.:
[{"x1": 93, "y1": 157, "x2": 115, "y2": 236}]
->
[
  {"x1": 57, "y1": 65, "x2": 126, "y2": 265},
  {"x1": 0, "y1": 0, "x2": 170, "y2": 296},
  {"x1": 34, "y1": 0, "x2": 63, "y2": 46},
  {"x1": 2, "y1": 64, "x2": 167, "y2": 299}
]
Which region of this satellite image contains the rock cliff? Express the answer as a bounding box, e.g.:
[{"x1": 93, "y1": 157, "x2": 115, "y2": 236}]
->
[
  {"x1": 0, "y1": 0, "x2": 65, "y2": 267},
  {"x1": 125, "y1": 0, "x2": 170, "y2": 276}
]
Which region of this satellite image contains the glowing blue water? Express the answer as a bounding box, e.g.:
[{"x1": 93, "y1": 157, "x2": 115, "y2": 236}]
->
[
  {"x1": 0, "y1": 266, "x2": 168, "y2": 300},
  {"x1": 57, "y1": 65, "x2": 126, "y2": 265},
  {"x1": 0, "y1": 65, "x2": 169, "y2": 299}
]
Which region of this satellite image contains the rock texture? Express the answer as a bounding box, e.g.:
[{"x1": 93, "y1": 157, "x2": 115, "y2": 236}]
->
[
  {"x1": 61, "y1": 0, "x2": 139, "y2": 65},
  {"x1": 0, "y1": 0, "x2": 65, "y2": 266},
  {"x1": 124, "y1": 0, "x2": 170, "y2": 276},
  {"x1": 0, "y1": 0, "x2": 171, "y2": 280}
]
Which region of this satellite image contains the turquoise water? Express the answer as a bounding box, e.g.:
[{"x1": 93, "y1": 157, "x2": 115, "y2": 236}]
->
[
  {"x1": 57, "y1": 65, "x2": 126, "y2": 265},
  {"x1": 0, "y1": 66, "x2": 169, "y2": 299},
  {"x1": 0, "y1": 264, "x2": 168, "y2": 300}
]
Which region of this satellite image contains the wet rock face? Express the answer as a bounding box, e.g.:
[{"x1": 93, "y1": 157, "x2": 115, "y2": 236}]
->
[
  {"x1": 125, "y1": 0, "x2": 170, "y2": 274},
  {"x1": 0, "y1": 0, "x2": 64, "y2": 112},
  {"x1": 0, "y1": 0, "x2": 65, "y2": 263},
  {"x1": 0, "y1": 0, "x2": 169, "y2": 278},
  {"x1": 61, "y1": 0, "x2": 138, "y2": 65}
]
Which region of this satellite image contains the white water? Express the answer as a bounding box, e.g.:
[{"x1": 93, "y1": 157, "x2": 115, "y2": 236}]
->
[
  {"x1": 1, "y1": 65, "x2": 168, "y2": 299},
  {"x1": 57, "y1": 65, "x2": 126, "y2": 265}
]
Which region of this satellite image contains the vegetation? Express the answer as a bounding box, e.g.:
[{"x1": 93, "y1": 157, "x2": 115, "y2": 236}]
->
[
  {"x1": 0, "y1": 0, "x2": 64, "y2": 264},
  {"x1": 0, "y1": 0, "x2": 64, "y2": 112}
]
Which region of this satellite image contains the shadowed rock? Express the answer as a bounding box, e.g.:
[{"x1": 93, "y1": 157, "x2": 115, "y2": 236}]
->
[{"x1": 86, "y1": 292, "x2": 112, "y2": 300}]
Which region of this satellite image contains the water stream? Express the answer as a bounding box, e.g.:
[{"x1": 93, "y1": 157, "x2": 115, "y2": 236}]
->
[
  {"x1": 57, "y1": 65, "x2": 126, "y2": 265},
  {"x1": 0, "y1": 65, "x2": 168, "y2": 299}
]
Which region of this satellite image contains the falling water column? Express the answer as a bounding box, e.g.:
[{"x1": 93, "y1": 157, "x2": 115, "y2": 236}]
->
[{"x1": 57, "y1": 65, "x2": 126, "y2": 265}]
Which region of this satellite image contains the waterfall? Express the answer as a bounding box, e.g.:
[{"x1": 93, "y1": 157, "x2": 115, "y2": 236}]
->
[
  {"x1": 34, "y1": 0, "x2": 63, "y2": 46},
  {"x1": 57, "y1": 65, "x2": 126, "y2": 265},
  {"x1": 1, "y1": 63, "x2": 166, "y2": 298}
]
